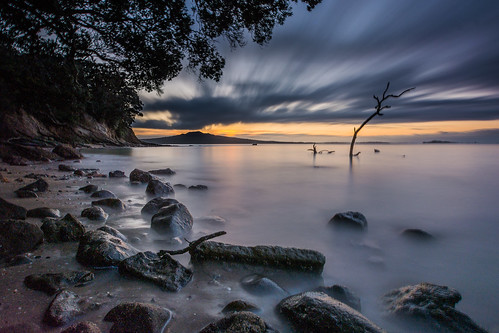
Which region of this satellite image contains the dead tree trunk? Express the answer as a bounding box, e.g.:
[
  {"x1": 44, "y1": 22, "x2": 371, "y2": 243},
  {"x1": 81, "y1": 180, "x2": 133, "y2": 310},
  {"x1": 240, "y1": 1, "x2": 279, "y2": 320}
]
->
[{"x1": 349, "y1": 82, "x2": 414, "y2": 158}]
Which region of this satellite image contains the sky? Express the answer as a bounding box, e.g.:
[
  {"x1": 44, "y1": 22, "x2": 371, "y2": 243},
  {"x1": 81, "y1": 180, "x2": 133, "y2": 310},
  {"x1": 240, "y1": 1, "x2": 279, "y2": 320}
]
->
[{"x1": 133, "y1": 1, "x2": 499, "y2": 143}]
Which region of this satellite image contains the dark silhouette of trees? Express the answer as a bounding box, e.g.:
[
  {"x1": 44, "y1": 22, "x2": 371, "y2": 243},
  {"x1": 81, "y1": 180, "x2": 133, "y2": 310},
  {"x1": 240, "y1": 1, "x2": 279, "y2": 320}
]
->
[{"x1": 349, "y1": 82, "x2": 415, "y2": 158}]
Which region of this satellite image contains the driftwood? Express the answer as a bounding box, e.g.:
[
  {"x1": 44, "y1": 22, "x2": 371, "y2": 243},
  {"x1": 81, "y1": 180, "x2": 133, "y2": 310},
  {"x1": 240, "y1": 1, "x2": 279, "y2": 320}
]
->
[{"x1": 158, "y1": 231, "x2": 226, "y2": 256}]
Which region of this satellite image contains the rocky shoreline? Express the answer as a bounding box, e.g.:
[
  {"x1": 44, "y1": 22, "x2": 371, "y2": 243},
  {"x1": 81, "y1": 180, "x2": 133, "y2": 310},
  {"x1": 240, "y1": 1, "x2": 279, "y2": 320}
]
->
[{"x1": 0, "y1": 148, "x2": 489, "y2": 332}]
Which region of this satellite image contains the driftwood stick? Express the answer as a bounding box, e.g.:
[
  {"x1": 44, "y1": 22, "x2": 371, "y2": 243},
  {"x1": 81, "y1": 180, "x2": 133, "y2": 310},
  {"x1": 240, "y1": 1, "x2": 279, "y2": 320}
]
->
[{"x1": 158, "y1": 231, "x2": 227, "y2": 256}]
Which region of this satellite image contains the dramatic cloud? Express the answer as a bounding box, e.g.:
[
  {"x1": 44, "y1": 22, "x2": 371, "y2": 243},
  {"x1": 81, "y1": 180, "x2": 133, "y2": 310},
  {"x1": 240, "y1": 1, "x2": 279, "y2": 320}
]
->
[{"x1": 135, "y1": 1, "x2": 499, "y2": 135}]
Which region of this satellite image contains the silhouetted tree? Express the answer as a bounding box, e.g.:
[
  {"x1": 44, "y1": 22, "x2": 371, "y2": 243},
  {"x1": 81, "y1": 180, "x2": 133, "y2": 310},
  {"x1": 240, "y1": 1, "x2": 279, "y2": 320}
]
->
[{"x1": 349, "y1": 82, "x2": 415, "y2": 158}]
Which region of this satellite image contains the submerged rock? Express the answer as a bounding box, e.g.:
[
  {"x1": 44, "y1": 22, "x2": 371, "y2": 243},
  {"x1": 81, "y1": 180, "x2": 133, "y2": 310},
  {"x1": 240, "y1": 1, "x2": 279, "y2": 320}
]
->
[
  {"x1": 90, "y1": 189, "x2": 117, "y2": 199},
  {"x1": 91, "y1": 198, "x2": 126, "y2": 212},
  {"x1": 0, "y1": 197, "x2": 27, "y2": 219},
  {"x1": 109, "y1": 170, "x2": 126, "y2": 178},
  {"x1": 52, "y1": 144, "x2": 83, "y2": 160},
  {"x1": 118, "y1": 251, "x2": 193, "y2": 291},
  {"x1": 149, "y1": 168, "x2": 176, "y2": 176},
  {"x1": 314, "y1": 284, "x2": 361, "y2": 312},
  {"x1": 199, "y1": 311, "x2": 275, "y2": 333},
  {"x1": 15, "y1": 178, "x2": 48, "y2": 197},
  {"x1": 79, "y1": 184, "x2": 98, "y2": 193},
  {"x1": 222, "y1": 300, "x2": 260, "y2": 314},
  {"x1": 191, "y1": 241, "x2": 326, "y2": 273},
  {"x1": 151, "y1": 203, "x2": 193, "y2": 236},
  {"x1": 141, "y1": 197, "x2": 179, "y2": 216},
  {"x1": 241, "y1": 274, "x2": 287, "y2": 296},
  {"x1": 329, "y1": 211, "x2": 368, "y2": 230},
  {"x1": 146, "y1": 179, "x2": 175, "y2": 197},
  {"x1": 61, "y1": 321, "x2": 101, "y2": 333},
  {"x1": 44, "y1": 290, "x2": 99, "y2": 327},
  {"x1": 59, "y1": 164, "x2": 76, "y2": 172},
  {"x1": 81, "y1": 206, "x2": 108, "y2": 221},
  {"x1": 0, "y1": 220, "x2": 43, "y2": 258},
  {"x1": 27, "y1": 207, "x2": 61, "y2": 218},
  {"x1": 104, "y1": 302, "x2": 172, "y2": 333},
  {"x1": 129, "y1": 168, "x2": 153, "y2": 183},
  {"x1": 76, "y1": 230, "x2": 137, "y2": 268},
  {"x1": 278, "y1": 292, "x2": 384, "y2": 333},
  {"x1": 383, "y1": 282, "x2": 487, "y2": 333},
  {"x1": 401, "y1": 228, "x2": 434, "y2": 240},
  {"x1": 41, "y1": 214, "x2": 86, "y2": 242},
  {"x1": 24, "y1": 270, "x2": 94, "y2": 295}
]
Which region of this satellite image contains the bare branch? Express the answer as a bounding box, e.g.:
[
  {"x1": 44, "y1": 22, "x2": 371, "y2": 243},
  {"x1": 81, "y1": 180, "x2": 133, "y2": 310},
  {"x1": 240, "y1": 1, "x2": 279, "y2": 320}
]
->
[{"x1": 158, "y1": 231, "x2": 226, "y2": 256}]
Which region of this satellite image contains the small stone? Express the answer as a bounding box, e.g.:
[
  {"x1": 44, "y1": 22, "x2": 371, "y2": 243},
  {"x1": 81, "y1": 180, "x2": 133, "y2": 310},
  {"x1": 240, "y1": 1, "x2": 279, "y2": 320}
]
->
[
  {"x1": 44, "y1": 290, "x2": 99, "y2": 327},
  {"x1": 222, "y1": 300, "x2": 260, "y2": 314},
  {"x1": 149, "y1": 168, "x2": 176, "y2": 176},
  {"x1": 240, "y1": 274, "x2": 286, "y2": 295},
  {"x1": 90, "y1": 190, "x2": 117, "y2": 199},
  {"x1": 79, "y1": 184, "x2": 98, "y2": 193},
  {"x1": 189, "y1": 184, "x2": 208, "y2": 190},
  {"x1": 81, "y1": 206, "x2": 108, "y2": 221},
  {"x1": 329, "y1": 211, "x2": 368, "y2": 230},
  {"x1": 61, "y1": 321, "x2": 101, "y2": 333},
  {"x1": 199, "y1": 311, "x2": 273, "y2": 333},
  {"x1": 91, "y1": 198, "x2": 126, "y2": 212},
  {"x1": 401, "y1": 228, "x2": 434, "y2": 240},
  {"x1": 59, "y1": 164, "x2": 76, "y2": 172},
  {"x1": 27, "y1": 207, "x2": 61, "y2": 219},
  {"x1": 104, "y1": 302, "x2": 172, "y2": 333},
  {"x1": 109, "y1": 170, "x2": 126, "y2": 178},
  {"x1": 24, "y1": 270, "x2": 94, "y2": 295}
]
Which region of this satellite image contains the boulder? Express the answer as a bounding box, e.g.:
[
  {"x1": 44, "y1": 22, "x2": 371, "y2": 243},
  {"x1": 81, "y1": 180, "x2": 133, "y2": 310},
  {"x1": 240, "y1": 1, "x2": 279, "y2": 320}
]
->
[
  {"x1": 0, "y1": 220, "x2": 43, "y2": 258},
  {"x1": 97, "y1": 226, "x2": 128, "y2": 242},
  {"x1": 41, "y1": 214, "x2": 86, "y2": 242},
  {"x1": 241, "y1": 274, "x2": 287, "y2": 295},
  {"x1": 90, "y1": 190, "x2": 117, "y2": 199},
  {"x1": 278, "y1": 292, "x2": 384, "y2": 333},
  {"x1": 44, "y1": 290, "x2": 99, "y2": 327},
  {"x1": 383, "y1": 282, "x2": 487, "y2": 333},
  {"x1": 15, "y1": 178, "x2": 49, "y2": 196},
  {"x1": 27, "y1": 207, "x2": 61, "y2": 218},
  {"x1": 91, "y1": 198, "x2": 126, "y2": 212},
  {"x1": 109, "y1": 170, "x2": 126, "y2": 178},
  {"x1": 191, "y1": 241, "x2": 326, "y2": 273},
  {"x1": 52, "y1": 144, "x2": 83, "y2": 159},
  {"x1": 189, "y1": 184, "x2": 208, "y2": 190},
  {"x1": 149, "y1": 168, "x2": 176, "y2": 176},
  {"x1": 0, "y1": 197, "x2": 27, "y2": 219},
  {"x1": 222, "y1": 300, "x2": 259, "y2": 314},
  {"x1": 199, "y1": 311, "x2": 274, "y2": 333},
  {"x1": 141, "y1": 197, "x2": 179, "y2": 216},
  {"x1": 118, "y1": 251, "x2": 193, "y2": 291},
  {"x1": 79, "y1": 184, "x2": 98, "y2": 193},
  {"x1": 59, "y1": 164, "x2": 76, "y2": 172},
  {"x1": 104, "y1": 302, "x2": 172, "y2": 333},
  {"x1": 146, "y1": 179, "x2": 175, "y2": 197},
  {"x1": 129, "y1": 168, "x2": 153, "y2": 183},
  {"x1": 328, "y1": 211, "x2": 368, "y2": 230},
  {"x1": 401, "y1": 228, "x2": 434, "y2": 240},
  {"x1": 81, "y1": 206, "x2": 108, "y2": 221},
  {"x1": 76, "y1": 230, "x2": 138, "y2": 267},
  {"x1": 61, "y1": 321, "x2": 101, "y2": 333},
  {"x1": 24, "y1": 270, "x2": 94, "y2": 295},
  {"x1": 314, "y1": 284, "x2": 361, "y2": 311},
  {"x1": 151, "y1": 203, "x2": 193, "y2": 236}
]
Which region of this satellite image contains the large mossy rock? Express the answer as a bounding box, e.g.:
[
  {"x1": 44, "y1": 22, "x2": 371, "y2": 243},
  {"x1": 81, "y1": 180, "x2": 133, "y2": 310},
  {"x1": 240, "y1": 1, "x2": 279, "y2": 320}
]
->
[
  {"x1": 118, "y1": 251, "x2": 193, "y2": 291},
  {"x1": 0, "y1": 197, "x2": 27, "y2": 219},
  {"x1": 24, "y1": 270, "x2": 94, "y2": 295},
  {"x1": 104, "y1": 302, "x2": 172, "y2": 333},
  {"x1": 278, "y1": 292, "x2": 385, "y2": 333},
  {"x1": 199, "y1": 311, "x2": 275, "y2": 333},
  {"x1": 151, "y1": 203, "x2": 193, "y2": 236},
  {"x1": 76, "y1": 229, "x2": 137, "y2": 268},
  {"x1": 191, "y1": 241, "x2": 326, "y2": 273},
  {"x1": 383, "y1": 282, "x2": 487, "y2": 333},
  {"x1": 41, "y1": 214, "x2": 86, "y2": 242},
  {"x1": 0, "y1": 220, "x2": 43, "y2": 258},
  {"x1": 44, "y1": 290, "x2": 99, "y2": 327}
]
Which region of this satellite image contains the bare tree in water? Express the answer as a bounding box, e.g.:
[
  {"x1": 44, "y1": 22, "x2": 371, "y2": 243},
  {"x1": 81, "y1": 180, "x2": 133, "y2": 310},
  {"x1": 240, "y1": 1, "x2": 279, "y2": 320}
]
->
[{"x1": 349, "y1": 82, "x2": 415, "y2": 158}]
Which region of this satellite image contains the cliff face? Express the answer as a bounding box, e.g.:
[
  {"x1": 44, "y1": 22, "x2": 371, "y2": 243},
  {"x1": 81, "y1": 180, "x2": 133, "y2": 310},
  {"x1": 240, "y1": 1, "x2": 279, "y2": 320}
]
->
[{"x1": 0, "y1": 109, "x2": 142, "y2": 146}]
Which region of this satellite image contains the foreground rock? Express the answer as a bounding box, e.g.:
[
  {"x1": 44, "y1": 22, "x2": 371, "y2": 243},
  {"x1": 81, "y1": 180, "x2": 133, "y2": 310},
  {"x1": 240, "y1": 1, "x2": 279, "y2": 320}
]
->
[
  {"x1": 118, "y1": 251, "x2": 193, "y2": 291},
  {"x1": 44, "y1": 290, "x2": 99, "y2": 327},
  {"x1": 52, "y1": 144, "x2": 83, "y2": 160},
  {"x1": 314, "y1": 284, "x2": 361, "y2": 312},
  {"x1": 0, "y1": 197, "x2": 27, "y2": 219},
  {"x1": 191, "y1": 241, "x2": 326, "y2": 273},
  {"x1": 199, "y1": 311, "x2": 275, "y2": 333},
  {"x1": 0, "y1": 220, "x2": 43, "y2": 258},
  {"x1": 24, "y1": 270, "x2": 94, "y2": 295},
  {"x1": 383, "y1": 282, "x2": 487, "y2": 333},
  {"x1": 91, "y1": 198, "x2": 126, "y2": 212},
  {"x1": 151, "y1": 203, "x2": 193, "y2": 236},
  {"x1": 81, "y1": 206, "x2": 108, "y2": 221},
  {"x1": 41, "y1": 214, "x2": 86, "y2": 242},
  {"x1": 329, "y1": 211, "x2": 368, "y2": 230},
  {"x1": 61, "y1": 321, "x2": 101, "y2": 333},
  {"x1": 141, "y1": 197, "x2": 179, "y2": 216},
  {"x1": 129, "y1": 168, "x2": 153, "y2": 183},
  {"x1": 146, "y1": 179, "x2": 175, "y2": 197},
  {"x1": 104, "y1": 302, "x2": 172, "y2": 333},
  {"x1": 149, "y1": 168, "x2": 176, "y2": 176},
  {"x1": 76, "y1": 229, "x2": 138, "y2": 267},
  {"x1": 27, "y1": 207, "x2": 61, "y2": 218},
  {"x1": 15, "y1": 178, "x2": 48, "y2": 197},
  {"x1": 90, "y1": 189, "x2": 117, "y2": 199},
  {"x1": 278, "y1": 292, "x2": 384, "y2": 333}
]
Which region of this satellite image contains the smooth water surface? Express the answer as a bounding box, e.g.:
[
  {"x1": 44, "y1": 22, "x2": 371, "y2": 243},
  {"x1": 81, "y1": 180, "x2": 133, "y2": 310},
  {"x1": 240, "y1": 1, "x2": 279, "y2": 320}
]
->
[{"x1": 79, "y1": 143, "x2": 499, "y2": 332}]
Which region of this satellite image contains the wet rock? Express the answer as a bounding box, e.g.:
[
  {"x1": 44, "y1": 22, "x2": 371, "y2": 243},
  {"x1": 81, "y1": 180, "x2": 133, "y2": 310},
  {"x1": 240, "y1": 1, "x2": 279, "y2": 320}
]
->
[
  {"x1": 129, "y1": 168, "x2": 153, "y2": 183},
  {"x1": 199, "y1": 311, "x2": 274, "y2": 333},
  {"x1": 41, "y1": 214, "x2": 86, "y2": 242},
  {"x1": 191, "y1": 241, "x2": 326, "y2": 273},
  {"x1": 141, "y1": 197, "x2": 179, "y2": 216},
  {"x1": 74, "y1": 169, "x2": 85, "y2": 176},
  {"x1": 61, "y1": 321, "x2": 101, "y2": 333},
  {"x1": 76, "y1": 230, "x2": 138, "y2": 267},
  {"x1": 97, "y1": 226, "x2": 128, "y2": 242},
  {"x1": 383, "y1": 282, "x2": 487, "y2": 333},
  {"x1": 241, "y1": 274, "x2": 287, "y2": 295},
  {"x1": 52, "y1": 144, "x2": 83, "y2": 160},
  {"x1": 222, "y1": 300, "x2": 260, "y2": 314},
  {"x1": 149, "y1": 168, "x2": 176, "y2": 176},
  {"x1": 278, "y1": 292, "x2": 384, "y2": 333},
  {"x1": 118, "y1": 251, "x2": 193, "y2": 291},
  {"x1": 27, "y1": 207, "x2": 61, "y2": 218},
  {"x1": 146, "y1": 179, "x2": 175, "y2": 197},
  {"x1": 81, "y1": 206, "x2": 108, "y2": 221},
  {"x1": 0, "y1": 197, "x2": 27, "y2": 219},
  {"x1": 59, "y1": 164, "x2": 76, "y2": 172},
  {"x1": 189, "y1": 184, "x2": 208, "y2": 190},
  {"x1": 24, "y1": 270, "x2": 95, "y2": 295},
  {"x1": 15, "y1": 189, "x2": 38, "y2": 198},
  {"x1": 104, "y1": 302, "x2": 172, "y2": 333},
  {"x1": 0, "y1": 220, "x2": 43, "y2": 258},
  {"x1": 79, "y1": 184, "x2": 98, "y2": 193},
  {"x1": 151, "y1": 203, "x2": 193, "y2": 236},
  {"x1": 329, "y1": 211, "x2": 368, "y2": 230},
  {"x1": 91, "y1": 198, "x2": 126, "y2": 212},
  {"x1": 90, "y1": 189, "x2": 117, "y2": 199},
  {"x1": 314, "y1": 285, "x2": 361, "y2": 311},
  {"x1": 44, "y1": 290, "x2": 99, "y2": 327},
  {"x1": 109, "y1": 170, "x2": 126, "y2": 178},
  {"x1": 401, "y1": 228, "x2": 434, "y2": 240},
  {"x1": 15, "y1": 178, "x2": 49, "y2": 196}
]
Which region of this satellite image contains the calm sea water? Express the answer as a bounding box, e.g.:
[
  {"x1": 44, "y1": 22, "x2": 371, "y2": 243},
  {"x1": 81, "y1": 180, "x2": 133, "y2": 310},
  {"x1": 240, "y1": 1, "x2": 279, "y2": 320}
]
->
[{"x1": 80, "y1": 143, "x2": 499, "y2": 332}]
